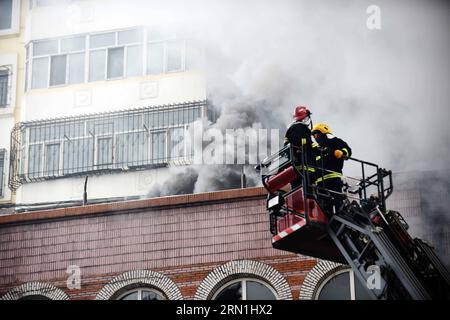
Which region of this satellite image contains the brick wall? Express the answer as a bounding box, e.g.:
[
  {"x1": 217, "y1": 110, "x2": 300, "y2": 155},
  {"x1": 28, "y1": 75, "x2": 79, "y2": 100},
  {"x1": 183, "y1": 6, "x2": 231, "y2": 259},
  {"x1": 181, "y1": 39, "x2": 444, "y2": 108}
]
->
[{"x1": 0, "y1": 187, "x2": 318, "y2": 300}]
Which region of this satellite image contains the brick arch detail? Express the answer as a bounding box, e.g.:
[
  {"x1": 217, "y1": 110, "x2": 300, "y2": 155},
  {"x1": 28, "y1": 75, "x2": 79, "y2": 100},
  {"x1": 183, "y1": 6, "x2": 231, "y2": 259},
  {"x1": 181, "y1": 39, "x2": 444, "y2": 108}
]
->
[
  {"x1": 299, "y1": 260, "x2": 349, "y2": 299},
  {"x1": 194, "y1": 260, "x2": 293, "y2": 300},
  {"x1": 95, "y1": 270, "x2": 183, "y2": 300},
  {"x1": 1, "y1": 282, "x2": 69, "y2": 300}
]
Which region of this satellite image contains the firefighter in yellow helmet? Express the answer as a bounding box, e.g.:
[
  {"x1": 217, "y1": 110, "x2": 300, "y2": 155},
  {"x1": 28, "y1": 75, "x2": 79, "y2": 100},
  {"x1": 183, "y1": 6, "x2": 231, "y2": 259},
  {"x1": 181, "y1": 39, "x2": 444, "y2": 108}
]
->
[{"x1": 312, "y1": 123, "x2": 352, "y2": 215}]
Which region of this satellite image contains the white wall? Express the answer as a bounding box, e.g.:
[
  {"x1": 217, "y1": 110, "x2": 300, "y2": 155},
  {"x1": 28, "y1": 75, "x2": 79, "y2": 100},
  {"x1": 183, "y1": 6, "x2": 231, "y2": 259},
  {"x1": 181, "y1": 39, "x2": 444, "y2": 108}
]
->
[
  {"x1": 17, "y1": 166, "x2": 170, "y2": 204},
  {"x1": 23, "y1": 73, "x2": 206, "y2": 121}
]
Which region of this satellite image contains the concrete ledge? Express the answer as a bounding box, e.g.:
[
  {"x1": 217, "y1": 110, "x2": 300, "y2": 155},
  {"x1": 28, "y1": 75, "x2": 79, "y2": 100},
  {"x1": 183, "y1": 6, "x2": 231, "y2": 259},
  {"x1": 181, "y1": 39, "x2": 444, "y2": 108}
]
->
[{"x1": 0, "y1": 187, "x2": 267, "y2": 226}]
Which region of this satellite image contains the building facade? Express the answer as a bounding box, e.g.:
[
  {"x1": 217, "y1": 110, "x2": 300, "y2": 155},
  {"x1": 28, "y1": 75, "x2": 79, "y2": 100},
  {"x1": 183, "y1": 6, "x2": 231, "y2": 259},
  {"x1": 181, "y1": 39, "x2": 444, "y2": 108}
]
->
[
  {"x1": 1, "y1": 0, "x2": 208, "y2": 207},
  {"x1": 0, "y1": 187, "x2": 377, "y2": 300}
]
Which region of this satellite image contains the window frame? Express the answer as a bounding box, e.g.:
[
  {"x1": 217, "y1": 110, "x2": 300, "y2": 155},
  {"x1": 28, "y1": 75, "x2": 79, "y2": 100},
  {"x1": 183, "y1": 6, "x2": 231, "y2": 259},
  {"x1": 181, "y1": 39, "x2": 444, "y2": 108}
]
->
[
  {"x1": 0, "y1": 0, "x2": 20, "y2": 36},
  {"x1": 116, "y1": 287, "x2": 166, "y2": 300},
  {"x1": 26, "y1": 26, "x2": 187, "y2": 91},
  {"x1": 212, "y1": 278, "x2": 278, "y2": 300},
  {"x1": 315, "y1": 268, "x2": 357, "y2": 300},
  {"x1": 0, "y1": 65, "x2": 12, "y2": 108}
]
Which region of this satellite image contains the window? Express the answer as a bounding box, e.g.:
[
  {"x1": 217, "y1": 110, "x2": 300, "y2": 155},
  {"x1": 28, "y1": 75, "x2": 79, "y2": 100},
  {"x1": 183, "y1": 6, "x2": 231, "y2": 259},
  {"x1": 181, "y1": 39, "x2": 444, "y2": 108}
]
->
[
  {"x1": 88, "y1": 29, "x2": 143, "y2": 81},
  {"x1": 116, "y1": 132, "x2": 149, "y2": 166},
  {"x1": 169, "y1": 127, "x2": 185, "y2": 159},
  {"x1": 0, "y1": 0, "x2": 20, "y2": 36},
  {"x1": 0, "y1": 0, "x2": 13, "y2": 31},
  {"x1": 44, "y1": 143, "x2": 60, "y2": 176},
  {"x1": 50, "y1": 55, "x2": 67, "y2": 86},
  {"x1": 151, "y1": 131, "x2": 166, "y2": 163},
  {"x1": 166, "y1": 40, "x2": 183, "y2": 72},
  {"x1": 89, "y1": 50, "x2": 106, "y2": 82},
  {"x1": 96, "y1": 136, "x2": 113, "y2": 168},
  {"x1": 27, "y1": 27, "x2": 189, "y2": 90},
  {"x1": 0, "y1": 149, "x2": 5, "y2": 197},
  {"x1": 126, "y1": 45, "x2": 143, "y2": 77},
  {"x1": 28, "y1": 144, "x2": 42, "y2": 179},
  {"x1": 0, "y1": 67, "x2": 11, "y2": 107},
  {"x1": 31, "y1": 57, "x2": 49, "y2": 89},
  {"x1": 117, "y1": 288, "x2": 165, "y2": 300},
  {"x1": 316, "y1": 269, "x2": 372, "y2": 300},
  {"x1": 31, "y1": 37, "x2": 85, "y2": 89},
  {"x1": 147, "y1": 42, "x2": 164, "y2": 75},
  {"x1": 107, "y1": 47, "x2": 124, "y2": 79},
  {"x1": 213, "y1": 279, "x2": 277, "y2": 300}
]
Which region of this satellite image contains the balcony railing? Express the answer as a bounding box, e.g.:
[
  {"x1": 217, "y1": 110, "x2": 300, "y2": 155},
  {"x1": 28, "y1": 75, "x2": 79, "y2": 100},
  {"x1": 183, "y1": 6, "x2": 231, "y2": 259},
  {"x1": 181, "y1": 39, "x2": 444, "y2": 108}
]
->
[{"x1": 9, "y1": 100, "x2": 208, "y2": 190}]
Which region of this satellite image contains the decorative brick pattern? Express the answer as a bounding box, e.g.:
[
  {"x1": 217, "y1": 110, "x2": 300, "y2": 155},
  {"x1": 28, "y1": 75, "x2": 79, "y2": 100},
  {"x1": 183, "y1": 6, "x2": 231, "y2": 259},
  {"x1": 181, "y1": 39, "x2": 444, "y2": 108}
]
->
[
  {"x1": 1, "y1": 282, "x2": 69, "y2": 300},
  {"x1": 299, "y1": 260, "x2": 348, "y2": 300},
  {"x1": 95, "y1": 270, "x2": 182, "y2": 300},
  {"x1": 194, "y1": 260, "x2": 293, "y2": 300}
]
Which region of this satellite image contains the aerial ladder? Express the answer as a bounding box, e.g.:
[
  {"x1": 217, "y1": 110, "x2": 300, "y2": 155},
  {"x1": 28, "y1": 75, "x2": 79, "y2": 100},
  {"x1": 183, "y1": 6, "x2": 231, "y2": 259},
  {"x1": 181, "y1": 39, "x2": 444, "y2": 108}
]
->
[{"x1": 256, "y1": 144, "x2": 450, "y2": 300}]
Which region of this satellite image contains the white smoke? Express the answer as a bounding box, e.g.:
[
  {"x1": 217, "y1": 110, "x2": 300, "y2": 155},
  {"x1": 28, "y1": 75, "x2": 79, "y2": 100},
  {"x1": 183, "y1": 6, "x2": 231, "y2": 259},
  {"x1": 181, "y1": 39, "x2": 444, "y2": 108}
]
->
[{"x1": 143, "y1": 0, "x2": 449, "y2": 196}]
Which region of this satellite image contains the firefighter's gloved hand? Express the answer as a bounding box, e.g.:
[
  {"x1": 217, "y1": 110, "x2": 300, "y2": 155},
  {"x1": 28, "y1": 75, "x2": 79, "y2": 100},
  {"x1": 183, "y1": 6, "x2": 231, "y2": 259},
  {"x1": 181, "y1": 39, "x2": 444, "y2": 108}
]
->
[{"x1": 334, "y1": 150, "x2": 344, "y2": 159}]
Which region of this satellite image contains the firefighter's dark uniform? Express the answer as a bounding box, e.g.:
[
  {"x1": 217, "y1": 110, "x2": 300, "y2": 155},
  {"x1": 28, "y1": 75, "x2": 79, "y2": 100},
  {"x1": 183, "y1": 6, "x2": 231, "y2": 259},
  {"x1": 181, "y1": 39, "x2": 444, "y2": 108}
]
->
[
  {"x1": 284, "y1": 122, "x2": 317, "y2": 190},
  {"x1": 315, "y1": 136, "x2": 351, "y2": 215}
]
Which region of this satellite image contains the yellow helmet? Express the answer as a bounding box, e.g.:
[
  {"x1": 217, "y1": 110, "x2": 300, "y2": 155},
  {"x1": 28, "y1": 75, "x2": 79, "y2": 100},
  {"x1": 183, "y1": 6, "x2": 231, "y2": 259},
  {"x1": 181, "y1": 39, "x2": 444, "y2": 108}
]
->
[{"x1": 312, "y1": 123, "x2": 332, "y2": 135}]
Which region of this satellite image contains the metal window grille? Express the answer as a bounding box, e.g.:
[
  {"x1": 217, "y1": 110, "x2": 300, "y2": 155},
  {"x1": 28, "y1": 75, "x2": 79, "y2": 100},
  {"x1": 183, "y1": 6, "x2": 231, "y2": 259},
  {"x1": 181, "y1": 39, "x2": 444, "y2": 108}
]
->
[{"x1": 9, "y1": 100, "x2": 207, "y2": 190}]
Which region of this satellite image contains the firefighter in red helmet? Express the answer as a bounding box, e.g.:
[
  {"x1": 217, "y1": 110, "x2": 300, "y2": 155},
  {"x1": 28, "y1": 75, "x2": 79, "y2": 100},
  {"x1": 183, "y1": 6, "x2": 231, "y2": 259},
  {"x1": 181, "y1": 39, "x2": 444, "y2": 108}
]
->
[{"x1": 284, "y1": 106, "x2": 318, "y2": 189}]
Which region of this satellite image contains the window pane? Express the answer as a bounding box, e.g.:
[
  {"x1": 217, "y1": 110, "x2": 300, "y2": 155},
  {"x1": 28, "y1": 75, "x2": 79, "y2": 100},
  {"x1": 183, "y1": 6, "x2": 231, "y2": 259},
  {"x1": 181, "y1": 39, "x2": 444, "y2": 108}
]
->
[
  {"x1": 116, "y1": 132, "x2": 149, "y2": 166},
  {"x1": 89, "y1": 50, "x2": 106, "y2": 81},
  {"x1": 118, "y1": 29, "x2": 142, "y2": 45},
  {"x1": 107, "y1": 47, "x2": 124, "y2": 79},
  {"x1": 147, "y1": 28, "x2": 164, "y2": 42},
  {"x1": 33, "y1": 40, "x2": 58, "y2": 56},
  {"x1": 32, "y1": 57, "x2": 49, "y2": 89},
  {"x1": 318, "y1": 272, "x2": 351, "y2": 300},
  {"x1": 45, "y1": 143, "x2": 60, "y2": 176},
  {"x1": 354, "y1": 275, "x2": 373, "y2": 300},
  {"x1": 147, "y1": 42, "x2": 164, "y2": 75},
  {"x1": 68, "y1": 53, "x2": 85, "y2": 84},
  {"x1": 28, "y1": 144, "x2": 42, "y2": 178},
  {"x1": 120, "y1": 291, "x2": 139, "y2": 300},
  {"x1": 215, "y1": 282, "x2": 242, "y2": 300},
  {"x1": 169, "y1": 127, "x2": 184, "y2": 159},
  {"x1": 61, "y1": 36, "x2": 85, "y2": 52},
  {"x1": 25, "y1": 61, "x2": 29, "y2": 91},
  {"x1": 151, "y1": 132, "x2": 166, "y2": 163},
  {"x1": 63, "y1": 138, "x2": 94, "y2": 174},
  {"x1": 97, "y1": 137, "x2": 113, "y2": 166},
  {"x1": 0, "y1": 0, "x2": 12, "y2": 30},
  {"x1": 50, "y1": 55, "x2": 67, "y2": 86},
  {"x1": 90, "y1": 32, "x2": 115, "y2": 48},
  {"x1": 0, "y1": 69, "x2": 8, "y2": 107},
  {"x1": 142, "y1": 291, "x2": 164, "y2": 300},
  {"x1": 126, "y1": 45, "x2": 142, "y2": 77},
  {"x1": 246, "y1": 281, "x2": 276, "y2": 300},
  {"x1": 166, "y1": 41, "x2": 183, "y2": 72}
]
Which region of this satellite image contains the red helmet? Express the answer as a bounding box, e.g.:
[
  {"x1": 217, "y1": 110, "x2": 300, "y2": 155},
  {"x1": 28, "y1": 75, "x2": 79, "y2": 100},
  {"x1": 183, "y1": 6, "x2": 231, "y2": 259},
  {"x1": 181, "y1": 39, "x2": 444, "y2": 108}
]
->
[{"x1": 293, "y1": 106, "x2": 311, "y2": 121}]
